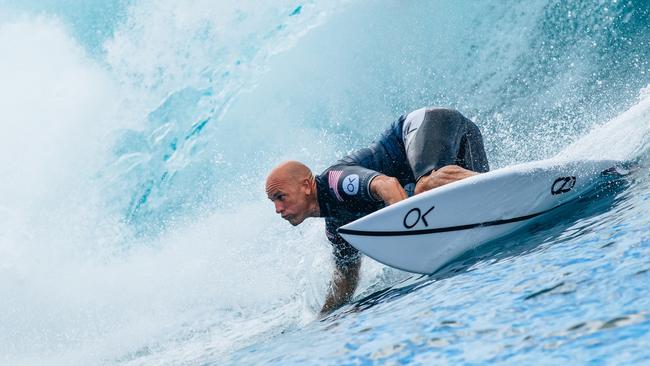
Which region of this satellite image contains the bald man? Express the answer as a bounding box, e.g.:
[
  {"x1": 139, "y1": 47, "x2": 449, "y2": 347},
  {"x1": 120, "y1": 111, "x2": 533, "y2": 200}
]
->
[{"x1": 266, "y1": 107, "x2": 489, "y2": 315}]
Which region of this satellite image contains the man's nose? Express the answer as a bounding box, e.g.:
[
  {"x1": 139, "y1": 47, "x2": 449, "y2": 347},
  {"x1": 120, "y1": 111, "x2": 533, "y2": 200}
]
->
[{"x1": 274, "y1": 202, "x2": 283, "y2": 214}]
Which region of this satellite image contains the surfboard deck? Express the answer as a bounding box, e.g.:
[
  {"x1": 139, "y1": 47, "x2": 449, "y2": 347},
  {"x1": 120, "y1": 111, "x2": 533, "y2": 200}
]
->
[{"x1": 338, "y1": 159, "x2": 626, "y2": 274}]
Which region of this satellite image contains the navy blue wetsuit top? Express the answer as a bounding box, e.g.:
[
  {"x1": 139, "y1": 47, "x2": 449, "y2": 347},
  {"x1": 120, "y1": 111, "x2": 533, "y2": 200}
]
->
[{"x1": 316, "y1": 115, "x2": 415, "y2": 267}]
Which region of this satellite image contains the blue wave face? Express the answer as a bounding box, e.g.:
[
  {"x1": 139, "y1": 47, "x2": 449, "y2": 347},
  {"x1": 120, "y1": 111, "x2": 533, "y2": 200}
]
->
[
  {"x1": 1, "y1": 0, "x2": 649, "y2": 365},
  {"x1": 0, "y1": 0, "x2": 132, "y2": 54},
  {"x1": 98, "y1": 0, "x2": 650, "y2": 235}
]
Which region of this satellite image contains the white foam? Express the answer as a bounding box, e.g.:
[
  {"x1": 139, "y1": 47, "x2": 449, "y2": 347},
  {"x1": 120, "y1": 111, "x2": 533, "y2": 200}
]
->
[
  {"x1": 0, "y1": 17, "x2": 124, "y2": 365},
  {"x1": 0, "y1": 17, "x2": 115, "y2": 207},
  {"x1": 0, "y1": 8, "x2": 364, "y2": 366},
  {"x1": 558, "y1": 85, "x2": 650, "y2": 161}
]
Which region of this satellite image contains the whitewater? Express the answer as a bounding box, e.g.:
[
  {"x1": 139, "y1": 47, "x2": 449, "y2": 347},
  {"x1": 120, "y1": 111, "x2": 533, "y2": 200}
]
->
[{"x1": 1, "y1": 0, "x2": 649, "y2": 365}]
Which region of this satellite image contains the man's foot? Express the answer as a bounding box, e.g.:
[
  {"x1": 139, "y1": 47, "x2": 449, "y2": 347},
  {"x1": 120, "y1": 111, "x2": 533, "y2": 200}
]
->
[{"x1": 414, "y1": 165, "x2": 478, "y2": 195}]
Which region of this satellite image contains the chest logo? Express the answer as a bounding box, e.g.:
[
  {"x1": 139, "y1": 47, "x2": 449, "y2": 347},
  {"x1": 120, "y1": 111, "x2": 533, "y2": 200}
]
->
[{"x1": 343, "y1": 174, "x2": 360, "y2": 195}]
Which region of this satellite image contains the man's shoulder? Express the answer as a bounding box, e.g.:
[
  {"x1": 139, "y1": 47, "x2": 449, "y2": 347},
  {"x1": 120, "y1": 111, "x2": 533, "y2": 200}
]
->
[
  {"x1": 317, "y1": 161, "x2": 355, "y2": 176},
  {"x1": 315, "y1": 165, "x2": 347, "y2": 211},
  {"x1": 315, "y1": 163, "x2": 361, "y2": 199}
]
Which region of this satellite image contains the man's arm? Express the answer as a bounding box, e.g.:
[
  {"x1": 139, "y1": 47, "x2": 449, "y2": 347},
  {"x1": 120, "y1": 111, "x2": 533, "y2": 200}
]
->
[
  {"x1": 414, "y1": 165, "x2": 478, "y2": 195},
  {"x1": 369, "y1": 175, "x2": 408, "y2": 205},
  {"x1": 319, "y1": 260, "x2": 361, "y2": 316}
]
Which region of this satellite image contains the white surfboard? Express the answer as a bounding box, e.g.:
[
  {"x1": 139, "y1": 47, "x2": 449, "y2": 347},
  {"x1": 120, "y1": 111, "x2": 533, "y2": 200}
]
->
[{"x1": 338, "y1": 159, "x2": 624, "y2": 274}]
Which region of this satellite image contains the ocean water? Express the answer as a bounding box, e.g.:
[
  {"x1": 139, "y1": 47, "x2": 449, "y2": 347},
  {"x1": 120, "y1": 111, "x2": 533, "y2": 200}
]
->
[{"x1": 1, "y1": 1, "x2": 649, "y2": 365}]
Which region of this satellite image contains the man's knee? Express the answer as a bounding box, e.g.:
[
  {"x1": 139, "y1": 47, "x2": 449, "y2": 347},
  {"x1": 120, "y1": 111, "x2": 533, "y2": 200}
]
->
[
  {"x1": 422, "y1": 107, "x2": 468, "y2": 129},
  {"x1": 408, "y1": 107, "x2": 489, "y2": 176},
  {"x1": 424, "y1": 107, "x2": 462, "y2": 116}
]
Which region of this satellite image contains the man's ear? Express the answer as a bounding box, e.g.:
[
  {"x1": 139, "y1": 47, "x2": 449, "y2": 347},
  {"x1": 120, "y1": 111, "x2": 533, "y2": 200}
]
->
[{"x1": 302, "y1": 178, "x2": 312, "y2": 195}]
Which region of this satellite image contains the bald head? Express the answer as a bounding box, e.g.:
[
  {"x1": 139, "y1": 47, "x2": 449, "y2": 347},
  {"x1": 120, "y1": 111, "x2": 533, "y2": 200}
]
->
[
  {"x1": 266, "y1": 161, "x2": 319, "y2": 226},
  {"x1": 266, "y1": 161, "x2": 312, "y2": 188}
]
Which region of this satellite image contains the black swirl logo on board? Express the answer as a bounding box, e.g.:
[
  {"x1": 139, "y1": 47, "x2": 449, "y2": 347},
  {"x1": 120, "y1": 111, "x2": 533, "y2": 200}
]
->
[{"x1": 551, "y1": 176, "x2": 576, "y2": 195}]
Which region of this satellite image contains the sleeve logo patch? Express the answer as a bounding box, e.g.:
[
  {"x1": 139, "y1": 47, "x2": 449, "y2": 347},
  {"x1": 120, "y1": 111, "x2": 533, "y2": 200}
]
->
[{"x1": 343, "y1": 174, "x2": 360, "y2": 195}]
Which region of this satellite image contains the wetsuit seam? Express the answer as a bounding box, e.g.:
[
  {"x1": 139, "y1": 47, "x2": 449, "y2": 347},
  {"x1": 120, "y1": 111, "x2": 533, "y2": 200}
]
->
[{"x1": 467, "y1": 125, "x2": 475, "y2": 171}]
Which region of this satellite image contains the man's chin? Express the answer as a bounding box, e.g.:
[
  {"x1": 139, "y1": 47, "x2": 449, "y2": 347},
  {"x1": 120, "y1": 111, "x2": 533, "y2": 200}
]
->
[{"x1": 287, "y1": 217, "x2": 304, "y2": 226}]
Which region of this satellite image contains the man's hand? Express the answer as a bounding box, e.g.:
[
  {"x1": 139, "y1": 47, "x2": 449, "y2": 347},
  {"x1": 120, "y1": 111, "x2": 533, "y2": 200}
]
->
[
  {"x1": 414, "y1": 165, "x2": 478, "y2": 195},
  {"x1": 320, "y1": 260, "x2": 361, "y2": 317},
  {"x1": 369, "y1": 175, "x2": 408, "y2": 205}
]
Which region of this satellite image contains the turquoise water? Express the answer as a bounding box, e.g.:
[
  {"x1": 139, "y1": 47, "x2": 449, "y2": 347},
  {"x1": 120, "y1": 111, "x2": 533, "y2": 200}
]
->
[{"x1": 1, "y1": 1, "x2": 649, "y2": 365}]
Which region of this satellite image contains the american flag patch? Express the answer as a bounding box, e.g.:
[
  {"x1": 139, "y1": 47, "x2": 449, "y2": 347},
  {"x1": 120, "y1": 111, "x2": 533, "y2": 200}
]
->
[{"x1": 328, "y1": 170, "x2": 344, "y2": 202}]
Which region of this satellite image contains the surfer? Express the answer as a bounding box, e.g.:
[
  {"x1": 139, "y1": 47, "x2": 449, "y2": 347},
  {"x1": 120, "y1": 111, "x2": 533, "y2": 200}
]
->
[{"x1": 265, "y1": 107, "x2": 489, "y2": 315}]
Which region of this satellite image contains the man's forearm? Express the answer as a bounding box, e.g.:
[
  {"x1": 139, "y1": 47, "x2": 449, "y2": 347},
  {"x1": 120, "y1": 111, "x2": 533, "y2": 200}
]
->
[
  {"x1": 369, "y1": 175, "x2": 407, "y2": 205},
  {"x1": 320, "y1": 261, "x2": 360, "y2": 315},
  {"x1": 414, "y1": 165, "x2": 479, "y2": 195}
]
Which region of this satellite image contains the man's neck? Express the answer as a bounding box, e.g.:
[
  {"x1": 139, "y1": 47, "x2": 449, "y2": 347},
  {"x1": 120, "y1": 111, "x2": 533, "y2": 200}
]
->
[{"x1": 308, "y1": 177, "x2": 321, "y2": 218}]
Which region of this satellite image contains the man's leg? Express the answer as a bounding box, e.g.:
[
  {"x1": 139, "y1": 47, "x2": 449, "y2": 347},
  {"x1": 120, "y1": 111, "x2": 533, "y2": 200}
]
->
[
  {"x1": 456, "y1": 118, "x2": 490, "y2": 173},
  {"x1": 402, "y1": 108, "x2": 489, "y2": 194}
]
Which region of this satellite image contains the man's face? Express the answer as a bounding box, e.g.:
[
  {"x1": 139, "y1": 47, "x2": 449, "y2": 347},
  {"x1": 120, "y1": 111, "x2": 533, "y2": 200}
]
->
[{"x1": 266, "y1": 178, "x2": 310, "y2": 226}]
